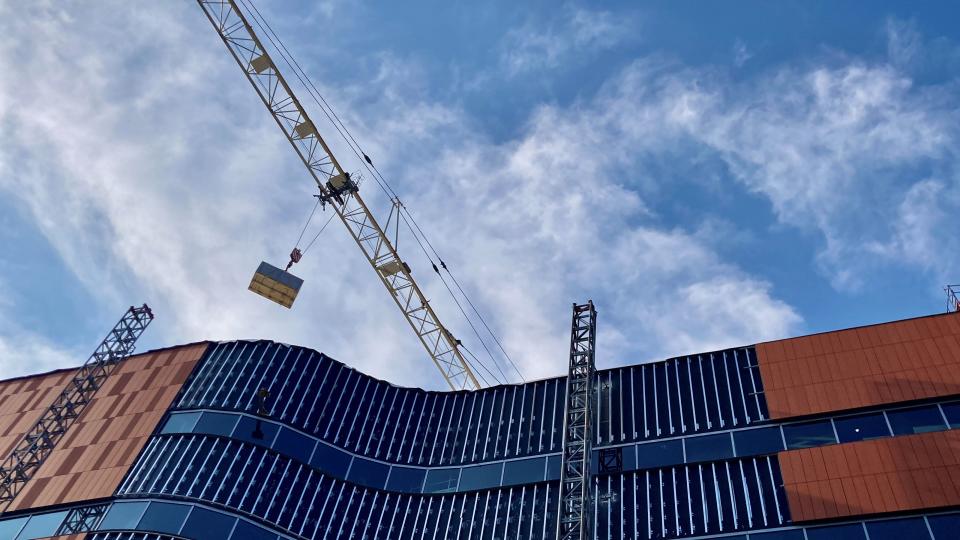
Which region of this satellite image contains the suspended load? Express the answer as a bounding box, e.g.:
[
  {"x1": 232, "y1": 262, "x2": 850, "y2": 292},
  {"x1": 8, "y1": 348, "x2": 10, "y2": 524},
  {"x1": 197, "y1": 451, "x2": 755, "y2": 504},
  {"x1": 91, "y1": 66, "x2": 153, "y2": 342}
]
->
[{"x1": 248, "y1": 261, "x2": 304, "y2": 308}]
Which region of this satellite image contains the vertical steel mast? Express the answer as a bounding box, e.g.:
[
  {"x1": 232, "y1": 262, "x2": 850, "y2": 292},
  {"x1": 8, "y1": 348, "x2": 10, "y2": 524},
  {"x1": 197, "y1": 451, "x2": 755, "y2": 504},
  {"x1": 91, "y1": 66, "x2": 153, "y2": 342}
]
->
[
  {"x1": 0, "y1": 305, "x2": 154, "y2": 513},
  {"x1": 196, "y1": 0, "x2": 480, "y2": 391},
  {"x1": 558, "y1": 301, "x2": 597, "y2": 540}
]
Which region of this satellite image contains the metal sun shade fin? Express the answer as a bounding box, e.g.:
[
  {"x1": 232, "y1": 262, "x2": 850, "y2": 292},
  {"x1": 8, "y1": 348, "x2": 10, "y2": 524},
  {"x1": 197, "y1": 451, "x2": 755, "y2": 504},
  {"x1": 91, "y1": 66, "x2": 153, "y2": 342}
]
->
[
  {"x1": 558, "y1": 301, "x2": 597, "y2": 540},
  {"x1": 196, "y1": 0, "x2": 480, "y2": 390},
  {"x1": 0, "y1": 305, "x2": 154, "y2": 513}
]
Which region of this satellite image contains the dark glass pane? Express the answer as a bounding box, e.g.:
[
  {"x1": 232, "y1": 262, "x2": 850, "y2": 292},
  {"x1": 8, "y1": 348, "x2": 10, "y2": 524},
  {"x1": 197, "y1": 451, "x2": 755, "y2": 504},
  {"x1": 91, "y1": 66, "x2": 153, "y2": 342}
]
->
[
  {"x1": 273, "y1": 427, "x2": 315, "y2": 463},
  {"x1": 866, "y1": 517, "x2": 930, "y2": 539},
  {"x1": 635, "y1": 439, "x2": 684, "y2": 469},
  {"x1": 929, "y1": 513, "x2": 960, "y2": 539},
  {"x1": 941, "y1": 402, "x2": 960, "y2": 428},
  {"x1": 546, "y1": 454, "x2": 562, "y2": 481},
  {"x1": 137, "y1": 502, "x2": 190, "y2": 534},
  {"x1": 621, "y1": 445, "x2": 636, "y2": 471},
  {"x1": 232, "y1": 415, "x2": 280, "y2": 446},
  {"x1": 834, "y1": 413, "x2": 890, "y2": 443},
  {"x1": 193, "y1": 412, "x2": 239, "y2": 436},
  {"x1": 160, "y1": 411, "x2": 201, "y2": 434},
  {"x1": 310, "y1": 442, "x2": 351, "y2": 479},
  {"x1": 503, "y1": 457, "x2": 545, "y2": 485},
  {"x1": 887, "y1": 405, "x2": 947, "y2": 435},
  {"x1": 733, "y1": 427, "x2": 784, "y2": 456},
  {"x1": 180, "y1": 507, "x2": 236, "y2": 540},
  {"x1": 0, "y1": 518, "x2": 26, "y2": 539},
  {"x1": 99, "y1": 502, "x2": 149, "y2": 530},
  {"x1": 230, "y1": 519, "x2": 278, "y2": 540},
  {"x1": 750, "y1": 531, "x2": 805, "y2": 540},
  {"x1": 460, "y1": 462, "x2": 503, "y2": 491},
  {"x1": 347, "y1": 457, "x2": 390, "y2": 489},
  {"x1": 16, "y1": 512, "x2": 67, "y2": 540},
  {"x1": 783, "y1": 420, "x2": 836, "y2": 449},
  {"x1": 423, "y1": 468, "x2": 459, "y2": 493},
  {"x1": 685, "y1": 432, "x2": 734, "y2": 462},
  {"x1": 806, "y1": 523, "x2": 867, "y2": 540},
  {"x1": 386, "y1": 466, "x2": 426, "y2": 493}
]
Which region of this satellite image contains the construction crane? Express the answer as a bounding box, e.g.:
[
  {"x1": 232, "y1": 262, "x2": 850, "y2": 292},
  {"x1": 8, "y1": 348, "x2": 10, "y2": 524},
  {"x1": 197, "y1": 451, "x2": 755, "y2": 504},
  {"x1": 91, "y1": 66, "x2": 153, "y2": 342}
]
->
[
  {"x1": 196, "y1": 0, "x2": 481, "y2": 391},
  {"x1": 0, "y1": 305, "x2": 154, "y2": 514}
]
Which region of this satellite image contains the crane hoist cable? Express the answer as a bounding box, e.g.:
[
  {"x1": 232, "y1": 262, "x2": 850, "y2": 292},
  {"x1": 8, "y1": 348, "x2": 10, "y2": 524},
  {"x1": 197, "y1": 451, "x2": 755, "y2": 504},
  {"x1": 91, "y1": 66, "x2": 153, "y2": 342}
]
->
[
  {"x1": 232, "y1": 0, "x2": 525, "y2": 385},
  {"x1": 200, "y1": 0, "x2": 496, "y2": 389}
]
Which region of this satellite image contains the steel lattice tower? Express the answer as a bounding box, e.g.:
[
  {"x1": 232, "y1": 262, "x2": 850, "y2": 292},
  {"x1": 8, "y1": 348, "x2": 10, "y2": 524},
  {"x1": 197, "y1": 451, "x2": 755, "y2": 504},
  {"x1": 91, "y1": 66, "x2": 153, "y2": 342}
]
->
[{"x1": 558, "y1": 301, "x2": 597, "y2": 540}]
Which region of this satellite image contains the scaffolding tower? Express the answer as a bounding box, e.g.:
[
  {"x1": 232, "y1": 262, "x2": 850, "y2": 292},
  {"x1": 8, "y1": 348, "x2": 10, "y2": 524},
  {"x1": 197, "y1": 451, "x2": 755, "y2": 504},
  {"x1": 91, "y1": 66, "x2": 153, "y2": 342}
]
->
[
  {"x1": 558, "y1": 301, "x2": 597, "y2": 540},
  {"x1": 0, "y1": 305, "x2": 154, "y2": 513}
]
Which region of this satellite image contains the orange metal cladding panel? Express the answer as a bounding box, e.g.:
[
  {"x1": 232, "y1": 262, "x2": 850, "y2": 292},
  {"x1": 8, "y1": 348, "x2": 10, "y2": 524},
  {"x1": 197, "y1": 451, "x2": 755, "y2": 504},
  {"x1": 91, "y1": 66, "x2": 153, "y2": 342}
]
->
[
  {"x1": 756, "y1": 311, "x2": 960, "y2": 419},
  {"x1": 780, "y1": 430, "x2": 960, "y2": 522},
  {"x1": 0, "y1": 369, "x2": 78, "y2": 460},
  {"x1": 7, "y1": 342, "x2": 208, "y2": 512}
]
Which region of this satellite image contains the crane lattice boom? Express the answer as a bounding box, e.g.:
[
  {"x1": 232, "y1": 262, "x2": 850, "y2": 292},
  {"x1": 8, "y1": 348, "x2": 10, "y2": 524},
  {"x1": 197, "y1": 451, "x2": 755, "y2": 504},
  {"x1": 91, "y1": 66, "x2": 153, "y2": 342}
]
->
[{"x1": 196, "y1": 0, "x2": 480, "y2": 390}]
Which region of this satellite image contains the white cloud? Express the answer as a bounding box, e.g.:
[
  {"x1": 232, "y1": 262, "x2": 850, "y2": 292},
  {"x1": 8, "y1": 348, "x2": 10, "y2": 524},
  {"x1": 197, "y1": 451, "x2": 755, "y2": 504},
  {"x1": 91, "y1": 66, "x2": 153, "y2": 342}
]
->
[
  {"x1": 501, "y1": 4, "x2": 636, "y2": 75},
  {"x1": 0, "y1": 1, "x2": 818, "y2": 388}
]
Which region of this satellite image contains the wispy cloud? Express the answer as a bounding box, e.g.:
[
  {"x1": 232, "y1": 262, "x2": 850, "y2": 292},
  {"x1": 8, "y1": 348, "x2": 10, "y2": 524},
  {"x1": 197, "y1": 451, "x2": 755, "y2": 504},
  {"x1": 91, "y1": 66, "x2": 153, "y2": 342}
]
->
[
  {"x1": 10, "y1": 3, "x2": 957, "y2": 389},
  {"x1": 501, "y1": 4, "x2": 636, "y2": 75}
]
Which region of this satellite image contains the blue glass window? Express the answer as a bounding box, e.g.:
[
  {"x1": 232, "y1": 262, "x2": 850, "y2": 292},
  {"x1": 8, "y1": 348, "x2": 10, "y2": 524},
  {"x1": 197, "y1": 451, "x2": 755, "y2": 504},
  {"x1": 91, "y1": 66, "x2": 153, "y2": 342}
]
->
[
  {"x1": 834, "y1": 413, "x2": 890, "y2": 443},
  {"x1": 193, "y1": 412, "x2": 240, "y2": 436},
  {"x1": 941, "y1": 402, "x2": 960, "y2": 428},
  {"x1": 99, "y1": 501, "x2": 149, "y2": 530},
  {"x1": 0, "y1": 518, "x2": 26, "y2": 539},
  {"x1": 546, "y1": 454, "x2": 562, "y2": 481},
  {"x1": 180, "y1": 507, "x2": 236, "y2": 540},
  {"x1": 232, "y1": 415, "x2": 280, "y2": 445},
  {"x1": 273, "y1": 427, "x2": 315, "y2": 463},
  {"x1": 386, "y1": 466, "x2": 426, "y2": 492},
  {"x1": 929, "y1": 513, "x2": 960, "y2": 539},
  {"x1": 423, "y1": 468, "x2": 459, "y2": 493},
  {"x1": 750, "y1": 531, "x2": 805, "y2": 540},
  {"x1": 866, "y1": 517, "x2": 930, "y2": 539},
  {"x1": 347, "y1": 457, "x2": 390, "y2": 489},
  {"x1": 503, "y1": 457, "x2": 545, "y2": 485},
  {"x1": 685, "y1": 432, "x2": 734, "y2": 462},
  {"x1": 783, "y1": 420, "x2": 836, "y2": 449},
  {"x1": 160, "y1": 411, "x2": 201, "y2": 434},
  {"x1": 460, "y1": 462, "x2": 503, "y2": 491},
  {"x1": 310, "y1": 443, "x2": 352, "y2": 479},
  {"x1": 806, "y1": 523, "x2": 867, "y2": 540},
  {"x1": 230, "y1": 519, "x2": 278, "y2": 540},
  {"x1": 733, "y1": 427, "x2": 784, "y2": 456},
  {"x1": 886, "y1": 405, "x2": 947, "y2": 435},
  {"x1": 137, "y1": 502, "x2": 190, "y2": 534},
  {"x1": 635, "y1": 439, "x2": 684, "y2": 469},
  {"x1": 16, "y1": 511, "x2": 67, "y2": 540}
]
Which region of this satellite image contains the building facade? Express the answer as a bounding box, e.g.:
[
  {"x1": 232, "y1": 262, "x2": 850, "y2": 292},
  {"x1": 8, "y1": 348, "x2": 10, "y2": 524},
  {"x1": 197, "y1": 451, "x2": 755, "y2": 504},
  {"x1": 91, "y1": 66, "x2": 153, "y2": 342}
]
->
[{"x1": 0, "y1": 311, "x2": 958, "y2": 539}]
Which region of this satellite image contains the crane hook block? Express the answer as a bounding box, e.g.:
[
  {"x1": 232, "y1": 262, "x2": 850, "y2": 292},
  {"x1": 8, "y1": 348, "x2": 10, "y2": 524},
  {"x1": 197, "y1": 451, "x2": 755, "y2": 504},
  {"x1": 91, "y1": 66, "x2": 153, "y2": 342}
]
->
[{"x1": 248, "y1": 261, "x2": 304, "y2": 309}]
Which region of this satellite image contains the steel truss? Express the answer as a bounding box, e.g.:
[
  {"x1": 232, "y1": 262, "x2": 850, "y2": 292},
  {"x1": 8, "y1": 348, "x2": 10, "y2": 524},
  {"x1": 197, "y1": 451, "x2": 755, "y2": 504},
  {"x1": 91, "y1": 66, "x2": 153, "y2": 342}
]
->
[
  {"x1": 57, "y1": 503, "x2": 110, "y2": 534},
  {"x1": 558, "y1": 301, "x2": 597, "y2": 540},
  {"x1": 0, "y1": 305, "x2": 154, "y2": 512},
  {"x1": 196, "y1": 0, "x2": 480, "y2": 391}
]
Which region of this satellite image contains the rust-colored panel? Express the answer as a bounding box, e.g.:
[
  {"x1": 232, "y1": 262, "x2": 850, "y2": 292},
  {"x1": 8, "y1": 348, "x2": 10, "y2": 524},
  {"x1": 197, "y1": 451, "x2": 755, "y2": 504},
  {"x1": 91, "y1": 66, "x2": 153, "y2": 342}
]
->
[
  {"x1": 757, "y1": 312, "x2": 960, "y2": 418},
  {"x1": 781, "y1": 430, "x2": 960, "y2": 522},
  {"x1": 5, "y1": 342, "x2": 208, "y2": 512}
]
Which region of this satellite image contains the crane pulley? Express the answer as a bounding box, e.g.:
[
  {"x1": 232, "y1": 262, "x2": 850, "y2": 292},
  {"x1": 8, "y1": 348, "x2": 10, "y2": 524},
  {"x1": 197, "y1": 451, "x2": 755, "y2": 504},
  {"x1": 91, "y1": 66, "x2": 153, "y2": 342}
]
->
[{"x1": 197, "y1": 0, "x2": 481, "y2": 390}]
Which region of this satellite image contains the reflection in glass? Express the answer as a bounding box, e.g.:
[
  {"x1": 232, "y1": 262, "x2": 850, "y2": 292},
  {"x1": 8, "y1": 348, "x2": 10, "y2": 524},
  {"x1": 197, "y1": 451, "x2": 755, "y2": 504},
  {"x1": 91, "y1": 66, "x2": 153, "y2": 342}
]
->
[
  {"x1": 886, "y1": 405, "x2": 947, "y2": 435},
  {"x1": 423, "y1": 468, "x2": 459, "y2": 493},
  {"x1": 782, "y1": 421, "x2": 836, "y2": 449},
  {"x1": 733, "y1": 427, "x2": 784, "y2": 456},
  {"x1": 180, "y1": 507, "x2": 236, "y2": 540},
  {"x1": 459, "y1": 462, "x2": 503, "y2": 491},
  {"x1": 99, "y1": 502, "x2": 149, "y2": 531},
  {"x1": 160, "y1": 412, "x2": 201, "y2": 434},
  {"x1": 503, "y1": 457, "x2": 545, "y2": 486},
  {"x1": 834, "y1": 413, "x2": 890, "y2": 443},
  {"x1": 386, "y1": 466, "x2": 426, "y2": 493},
  {"x1": 684, "y1": 433, "x2": 734, "y2": 462},
  {"x1": 15, "y1": 512, "x2": 67, "y2": 540},
  {"x1": 136, "y1": 502, "x2": 190, "y2": 534},
  {"x1": 193, "y1": 412, "x2": 240, "y2": 437}
]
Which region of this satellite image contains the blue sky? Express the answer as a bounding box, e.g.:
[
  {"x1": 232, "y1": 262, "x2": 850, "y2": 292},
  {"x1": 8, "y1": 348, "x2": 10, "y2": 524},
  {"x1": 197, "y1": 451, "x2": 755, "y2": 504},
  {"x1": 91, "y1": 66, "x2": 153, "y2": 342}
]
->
[{"x1": 1, "y1": 1, "x2": 958, "y2": 388}]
